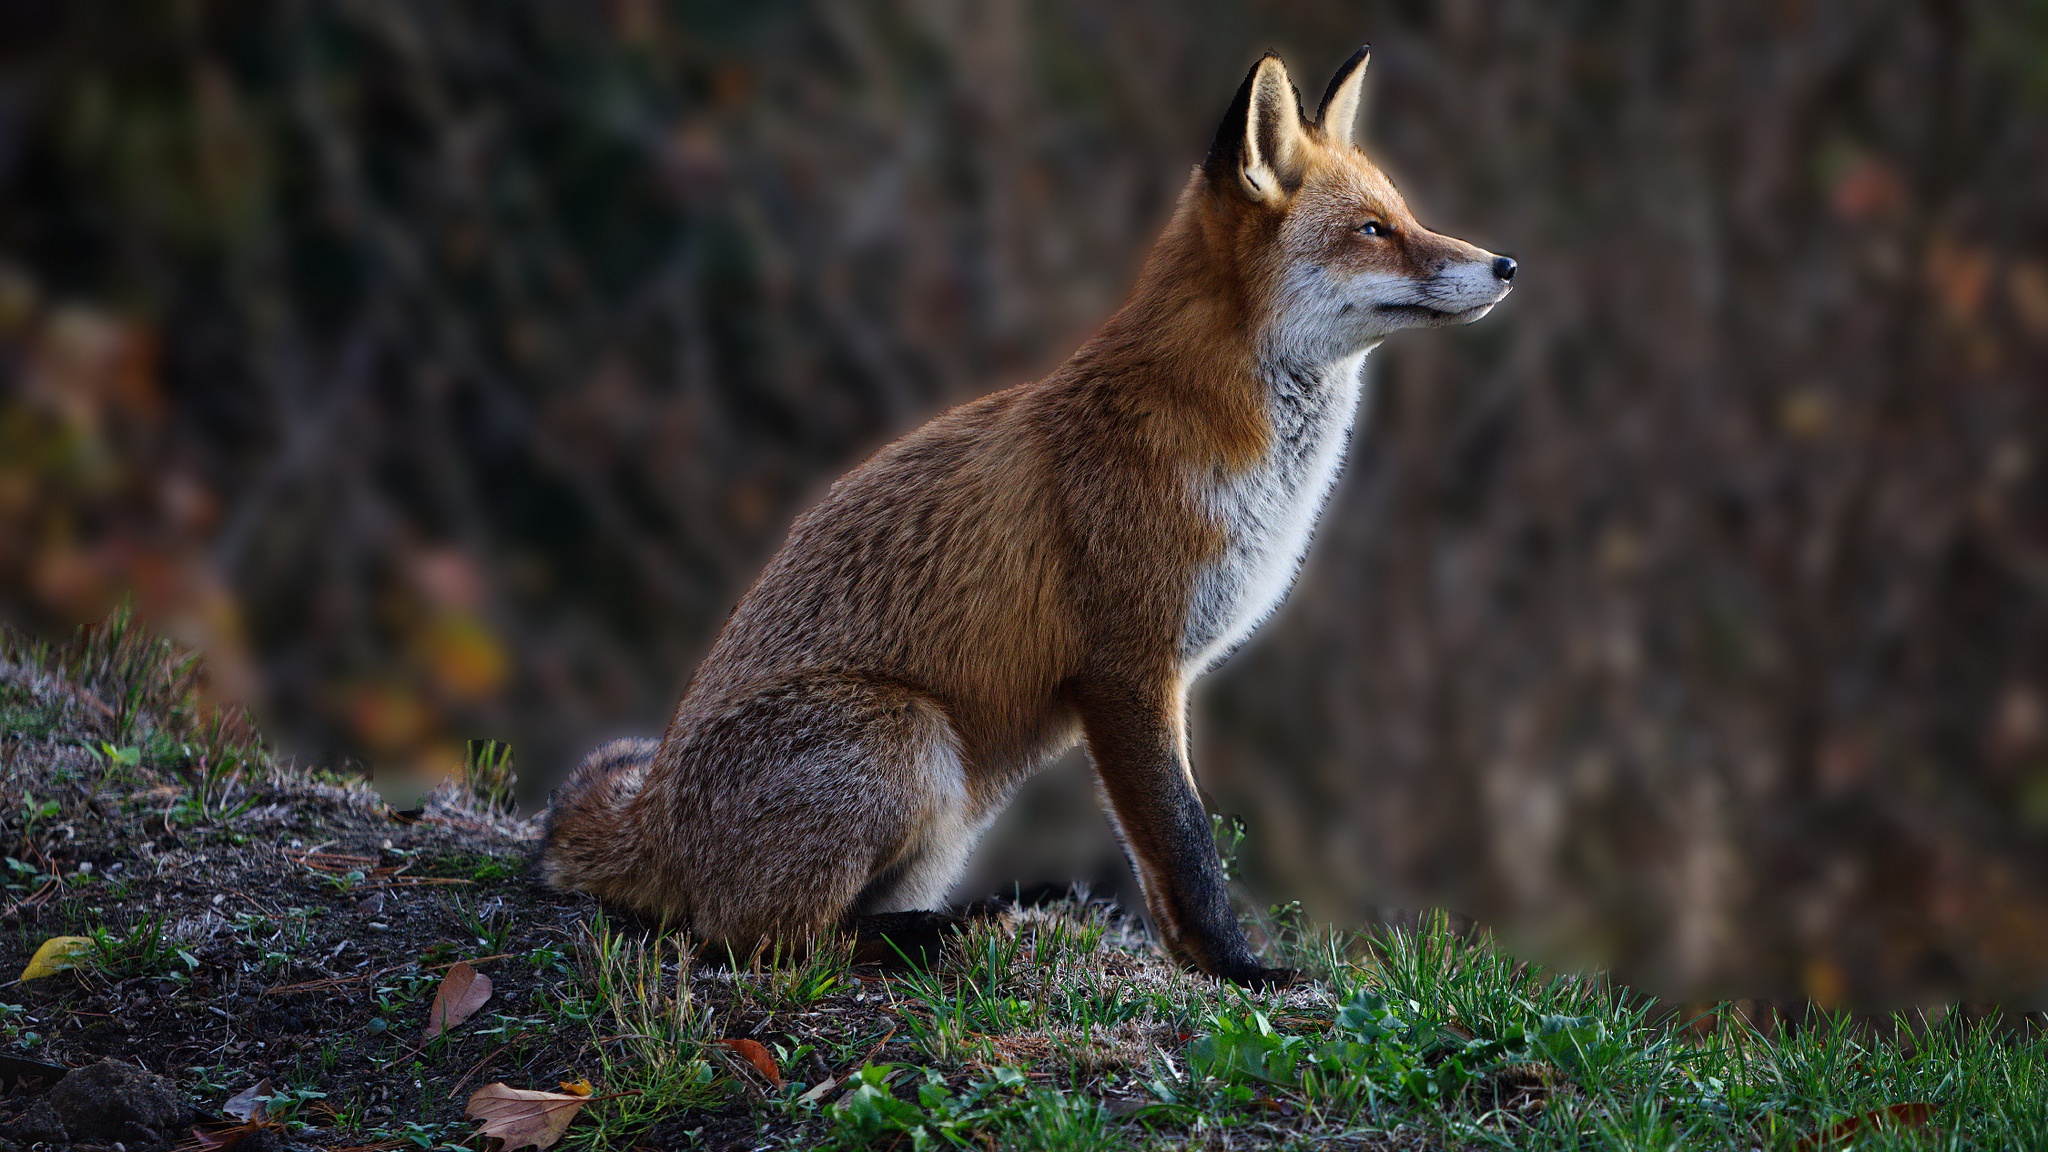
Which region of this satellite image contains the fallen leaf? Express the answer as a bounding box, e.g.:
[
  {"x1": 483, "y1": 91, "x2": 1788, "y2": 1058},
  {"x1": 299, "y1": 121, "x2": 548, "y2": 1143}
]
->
[
  {"x1": 21, "y1": 936, "x2": 94, "y2": 980},
  {"x1": 1797, "y1": 1102, "x2": 1937, "y2": 1150},
  {"x1": 557, "y1": 1079, "x2": 593, "y2": 1097},
  {"x1": 190, "y1": 1122, "x2": 271, "y2": 1151},
  {"x1": 718, "y1": 1037, "x2": 784, "y2": 1088},
  {"x1": 465, "y1": 1083, "x2": 590, "y2": 1151},
  {"x1": 425, "y1": 961, "x2": 493, "y2": 1038},
  {"x1": 223, "y1": 1079, "x2": 272, "y2": 1121},
  {"x1": 796, "y1": 1077, "x2": 836, "y2": 1105}
]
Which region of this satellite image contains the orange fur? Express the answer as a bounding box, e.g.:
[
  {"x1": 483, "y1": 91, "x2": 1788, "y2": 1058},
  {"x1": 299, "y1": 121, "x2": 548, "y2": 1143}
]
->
[{"x1": 541, "y1": 48, "x2": 1514, "y2": 983}]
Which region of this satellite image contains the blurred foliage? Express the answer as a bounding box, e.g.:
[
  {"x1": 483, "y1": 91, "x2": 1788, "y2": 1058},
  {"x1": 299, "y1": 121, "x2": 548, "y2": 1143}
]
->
[
  {"x1": 0, "y1": 1, "x2": 2046, "y2": 1006},
  {"x1": 0, "y1": 0, "x2": 1236, "y2": 770}
]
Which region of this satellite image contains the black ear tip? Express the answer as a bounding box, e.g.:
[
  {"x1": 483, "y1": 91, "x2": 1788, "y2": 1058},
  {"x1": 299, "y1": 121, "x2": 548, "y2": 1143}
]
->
[
  {"x1": 1316, "y1": 44, "x2": 1374, "y2": 128},
  {"x1": 1205, "y1": 54, "x2": 1272, "y2": 179}
]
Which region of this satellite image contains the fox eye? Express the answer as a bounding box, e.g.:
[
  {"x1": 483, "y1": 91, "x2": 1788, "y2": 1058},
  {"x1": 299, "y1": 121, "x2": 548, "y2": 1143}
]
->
[{"x1": 1357, "y1": 221, "x2": 1389, "y2": 237}]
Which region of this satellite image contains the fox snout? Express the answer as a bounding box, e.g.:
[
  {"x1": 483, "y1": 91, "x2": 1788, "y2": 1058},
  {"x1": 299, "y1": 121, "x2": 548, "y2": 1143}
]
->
[{"x1": 1384, "y1": 239, "x2": 1517, "y2": 327}]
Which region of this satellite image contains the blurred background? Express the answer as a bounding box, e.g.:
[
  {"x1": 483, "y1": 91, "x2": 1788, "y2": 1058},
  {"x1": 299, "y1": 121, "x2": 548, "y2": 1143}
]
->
[{"x1": 2, "y1": 0, "x2": 2046, "y2": 1009}]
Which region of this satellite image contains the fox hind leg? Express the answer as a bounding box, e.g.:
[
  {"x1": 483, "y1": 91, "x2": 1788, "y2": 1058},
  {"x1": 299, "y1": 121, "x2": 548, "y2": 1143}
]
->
[{"x1": 662, "y1": 674, "x2": 977, "y2": 950}]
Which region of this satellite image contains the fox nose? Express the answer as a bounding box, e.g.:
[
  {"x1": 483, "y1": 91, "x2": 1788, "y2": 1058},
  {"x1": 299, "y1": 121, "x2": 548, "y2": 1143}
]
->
[{"x1": 1492, "y1": 255, "x2": 1517, "y2": 282}]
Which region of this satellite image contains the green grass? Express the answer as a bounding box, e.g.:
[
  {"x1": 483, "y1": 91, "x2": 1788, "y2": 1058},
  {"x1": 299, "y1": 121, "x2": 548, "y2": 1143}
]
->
[
  {"x1": 92, "y1": 915, "x2": 187, "y2": 979},
  {"x1": 706, "y1": 908, "x2": 2048, "y2": 1150},
  {"x1": 817, "y1": 1064, "x2": 1124, "y2": 1151},
  {"x1": 423, "y1": 851, "x2": 525, "y2": 884},
  {"x1": 395, "y1": 897, "x2": 2041, "y2": 1150},
  {"x1": 448, "y1": 895, "x2": 517, "y2": 955},
  {"x1": 555, "y1": 915, "x2": 725, "y2": 1150},
  {"x1": 735, "y1": 934, "x2": 856, "y2": 1017},
  {"x1": 0, "y1": 682, "x2": 64, "y2": 740},
  {"x1": 1130, "y1": 914, "x2": 2047, "y2": 1150}
]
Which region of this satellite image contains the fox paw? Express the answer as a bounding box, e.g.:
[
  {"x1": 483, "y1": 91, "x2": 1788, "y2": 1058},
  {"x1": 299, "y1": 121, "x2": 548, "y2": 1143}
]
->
[
  {"x1": 1223, "y1": 963, "x2": 1303, "y2": 990},
  {"x1": 848, "y1": 910, "x2": 966, "y2": 968}
]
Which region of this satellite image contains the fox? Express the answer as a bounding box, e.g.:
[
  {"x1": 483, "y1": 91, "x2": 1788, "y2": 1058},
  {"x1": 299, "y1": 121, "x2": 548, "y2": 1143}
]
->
[{"x1": 540, "y1": 47, "x2": 1515, "y2": 985}]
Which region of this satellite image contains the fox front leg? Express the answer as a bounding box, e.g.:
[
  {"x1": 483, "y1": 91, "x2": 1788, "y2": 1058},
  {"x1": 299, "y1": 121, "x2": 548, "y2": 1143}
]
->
[{"x1": 1078, "y1": 681, "x2": 1298, "y2": 987}]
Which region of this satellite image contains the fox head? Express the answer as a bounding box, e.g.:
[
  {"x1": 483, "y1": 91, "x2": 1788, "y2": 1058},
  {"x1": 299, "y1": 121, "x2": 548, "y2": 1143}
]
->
[{"x1": 1199, "y1": 48, "x2": 1515, "y2": 367}]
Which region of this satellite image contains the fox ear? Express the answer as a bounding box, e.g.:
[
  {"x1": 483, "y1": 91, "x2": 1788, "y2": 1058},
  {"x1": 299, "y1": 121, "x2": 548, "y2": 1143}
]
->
[
  {"x1": 1205, "y1": 53, "x2": 1308, "y2": 203},
  {"x1": 1315, "y1": 45, "x2": 1370, "y2": 146}
]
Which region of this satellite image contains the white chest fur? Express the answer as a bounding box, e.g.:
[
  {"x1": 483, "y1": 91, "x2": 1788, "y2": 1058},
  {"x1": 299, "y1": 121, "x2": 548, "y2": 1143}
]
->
[{"x1": 1181, "y1": 350, "x2": 1370, "y2": 676}]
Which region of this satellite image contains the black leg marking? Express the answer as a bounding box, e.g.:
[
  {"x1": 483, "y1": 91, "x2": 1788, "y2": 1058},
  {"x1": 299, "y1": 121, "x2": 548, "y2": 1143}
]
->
[{"x1": 846, "y1": 910, "x2": 968, "y2": 968}]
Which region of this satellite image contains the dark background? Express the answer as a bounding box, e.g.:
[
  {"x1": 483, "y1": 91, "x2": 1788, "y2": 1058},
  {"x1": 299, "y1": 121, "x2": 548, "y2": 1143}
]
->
[{"x1": 2, "y1": 0, "x2": 2046, "y2": 1009}]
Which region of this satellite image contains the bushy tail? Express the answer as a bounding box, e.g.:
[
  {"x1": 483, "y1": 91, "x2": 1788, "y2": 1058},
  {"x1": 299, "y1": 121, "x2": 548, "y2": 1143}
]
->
[{"x1": 537, "y1": 737, "x2": 660, "y2": 894}]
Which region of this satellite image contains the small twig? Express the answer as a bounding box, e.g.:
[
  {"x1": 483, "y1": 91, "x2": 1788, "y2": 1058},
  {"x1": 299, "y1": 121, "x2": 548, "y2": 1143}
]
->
[
  {"x1": 263, "y1": 952, "x2": 510, "y2": 996},
  {"x1": 288, "y1": 850, "x2": 378, "y2": 870},
  {"x1": 352, "y1": 877, "x2": 473, "y2": 889},
  {"x1": 0, "y1": 875, "x2": 60, "y2": 919},
  {"x1": 448, "y1": 1039, "x2": 517, "y2": 1098},
  {"x1": 222, "y1": 888, "x2": 284, "y2": 918},
  {"x1": 839, "y1": 1026, "x2": 897, "y2": 1076}
]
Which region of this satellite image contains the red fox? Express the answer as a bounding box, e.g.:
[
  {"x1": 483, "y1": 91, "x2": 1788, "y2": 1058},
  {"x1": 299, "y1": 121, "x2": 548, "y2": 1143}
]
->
[{"x1": 541, "y1": 48, "x2": 1514, "y2": 985}]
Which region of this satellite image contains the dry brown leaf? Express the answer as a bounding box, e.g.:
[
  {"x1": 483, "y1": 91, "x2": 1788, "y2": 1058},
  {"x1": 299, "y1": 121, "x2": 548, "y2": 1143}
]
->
[
  {"x1": 222, "y1": 1080, "x2": 271, "y2": 1121},
  {"x1": 718, "y1": 1037, "x2": 784, "y2": 1088},
  {"x1": 188, "y1": 1122, "x2": 261, "y2": 1151},
  {"x1": 464, "y1": 1083, "x2": 590, "y2": 1151},
  {"x1": 425, "y1": 961, "x2": 493, "y2": 1038},
  {"x1": 796, "y1": 1077, "x2": 836, "y2": 1105},
  {"x1": 1797, "y1": 1102, "x2": 1937, "y2": 1151}
]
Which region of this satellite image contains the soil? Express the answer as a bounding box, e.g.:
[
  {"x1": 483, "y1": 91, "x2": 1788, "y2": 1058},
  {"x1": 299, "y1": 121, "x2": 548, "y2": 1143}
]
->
[
  {"x1": 0, "y1": 648, "x2": 1171, "y2": 1152},
  {"x1": 0, "y1": 661, "x2": 915, "y2": 1152},
  {"x1": 0, "y1": 736, "x2": 635, "y2": 1149}
]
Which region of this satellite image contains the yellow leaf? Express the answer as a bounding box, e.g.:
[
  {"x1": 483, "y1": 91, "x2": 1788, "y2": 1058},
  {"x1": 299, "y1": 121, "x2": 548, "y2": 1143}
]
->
[
  {"x1": 557, "y1": 1079, "x2": 593, "y2": 1097},
  {"x1": 22, "y1": 936, "x2": 94, "y2": 980}
]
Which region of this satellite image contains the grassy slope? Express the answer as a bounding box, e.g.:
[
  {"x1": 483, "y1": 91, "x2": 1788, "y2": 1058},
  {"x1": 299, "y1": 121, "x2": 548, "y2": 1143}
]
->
[{"x1": 1, "y1": 610, "x2": 2045, "y2": 1152}]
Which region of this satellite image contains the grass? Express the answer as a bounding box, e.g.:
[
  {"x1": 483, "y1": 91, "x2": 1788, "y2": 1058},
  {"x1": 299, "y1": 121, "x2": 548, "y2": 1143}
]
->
[
  {"x1": 449, "y1": 894, "x2": 518, "y2": 955},
  {"x1": 1142, "y1": 915, "x2": 2048, "y2": 1150},
  {"x1": 0, "y1": 682, "x2": 64, "y2": 741},
  {"x1": 557, "y1": 916, "x2": 725, "y2": 1149},
  {"x1": 507, "y1": 902, "x2": 2048, "y2": 1149},
  {"x1": 424, "y1": 851, "x2": 526, "y2": 883},
  {"x1": 4, "y1": 607, "x2": 2048, "y2": 1150},
  {"x1": 738, "y1": 933, "x2": 856, "y2": 1016},
  {"x1": 87, "y1": 912, "x2": 201, "y2": 980},
  {"x1": 0, "y1": 599, "x2": 269, "y2": 777}
]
